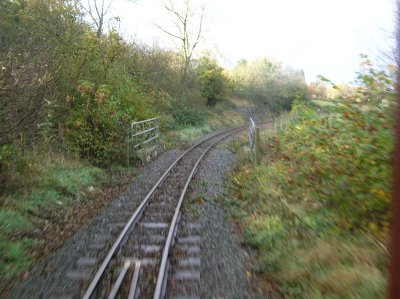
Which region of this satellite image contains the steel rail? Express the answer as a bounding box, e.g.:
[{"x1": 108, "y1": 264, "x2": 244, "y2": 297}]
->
[
  {"x1": 82, "y1": 126, "x2": 242, "y2": 299},
  {"x1": 153, "y1": 126, "x2": 245, "y2": 299}
]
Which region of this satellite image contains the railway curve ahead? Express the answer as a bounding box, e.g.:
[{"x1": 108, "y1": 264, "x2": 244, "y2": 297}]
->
[{"x1": 80, "y1": 126, "x2": 245, "y2": 299}]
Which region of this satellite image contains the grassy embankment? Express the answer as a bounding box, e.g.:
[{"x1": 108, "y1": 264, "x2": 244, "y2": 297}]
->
[
  {"x1": 161, "y1": 98, "x2": 248, "y2": 148},
  {"x1": 0, "y1": 156, "x2": 103, "y2": 278},
  {"x1": 225, "y1": 101, "x2": 393, "y2": 298},
  {"x1": 0, "y1": 97, "x2": 248, "y2": 287}
]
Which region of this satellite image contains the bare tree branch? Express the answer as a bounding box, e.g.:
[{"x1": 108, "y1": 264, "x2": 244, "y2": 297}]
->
[
  {"x1": 156, "y1": 0, "x2": 206, "y2": 83},
  {"x1": 78, "y1": 0, "x2": 117, "y2": 37},
  {"x1": 164, "y1": 2, "x2": 184, "y2": 24},
  {"x1": 153, "y1": 24, "x2": 184, "y2": 41},
  {"x1": 189, "y1": 2, "x2": 204, "y2": 59}
]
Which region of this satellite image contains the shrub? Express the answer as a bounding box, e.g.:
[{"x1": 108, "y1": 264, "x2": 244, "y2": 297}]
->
[
  {"x1": 195, "y1": 57, "x2": 230, "y2": 106},
  {"x1": 65, "y1": 81, "x2": 150, "y2": 165},
  {"x1": 270, "y1": 102, "x2": 394, "y2": 234}
]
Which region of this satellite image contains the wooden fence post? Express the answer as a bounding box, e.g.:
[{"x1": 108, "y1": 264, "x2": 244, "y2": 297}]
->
[{"x1": 255, "y1": 127, "x2": 260, "y2": 165}]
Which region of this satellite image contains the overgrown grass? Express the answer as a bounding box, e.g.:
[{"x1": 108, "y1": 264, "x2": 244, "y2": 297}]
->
[
  {"x1": 0, "y1": 153, "x2": 104, "y2": 280},
  {"x1": 161, "y1": 98, "x2": 246, "y2": 148},
  {"x1": 205, "y1": 100, "x2": 244, "y2": 128},
  {"x1": 312, "y1": 99, "x2": 344, "y2": 107},
  {"x1": 0, "y1": 239, "x2": 36, "y2": 279},
  {"x1": 226, "y1": 102, "x2": 392, "y2": 298}
]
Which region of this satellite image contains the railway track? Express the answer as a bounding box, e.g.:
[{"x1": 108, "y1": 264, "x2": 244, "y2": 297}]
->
[{"x1": 78, "y1": 126, "x2": 245, "y2": 299}]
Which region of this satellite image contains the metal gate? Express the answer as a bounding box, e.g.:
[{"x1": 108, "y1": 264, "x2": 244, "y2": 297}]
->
[{"x1": 131, "y1": 117, "x2": 158, "y2": 149}]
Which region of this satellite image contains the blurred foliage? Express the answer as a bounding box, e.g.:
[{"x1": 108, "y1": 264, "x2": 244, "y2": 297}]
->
[
  {"x1": 0, "y1": 239, "x2": 35, "y2": 279},
  {"x1": 291, "y1": 105, "x2": 392, "y2": 233},
  {"x1": 230, "y1": 57, "x2": 308, "y2": 112},
  {"x1": 307, "y1": 80, "x2": 328, "y2": 100},
  {"x1": 227, "y1": 58, "x2": 395, "y2": 298},
  {"x1": 317, "y1": 54, "x2": 396, "y2": 106},
  {"x1": 0, "y1": 153, "x2": 103, "y2": 280}
]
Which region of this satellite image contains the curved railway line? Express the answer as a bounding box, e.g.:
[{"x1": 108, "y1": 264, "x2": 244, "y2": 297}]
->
[{"x1": 79, "y1": 126, "x2": 246, "y2": 299}]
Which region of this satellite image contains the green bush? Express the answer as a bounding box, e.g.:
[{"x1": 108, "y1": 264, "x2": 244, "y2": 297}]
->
[
  {"x1": 195, "y1": 57, "x2": 230, "y2": 106},
  {"x1": 227, "y1": 59, "x2": 394, "y2": 298},
  {"x1": 278, "y1": 102, "x2": 393, "y2": 234},
  {"x1": 228, "y1": 102, "x2": 392, "y2": 297},
  {"x1": 65, "y1": 80, "x2": 154, "y2": 165},
  {"x1": 169, "y1": 101, "x2": 206, "y2": 127}
]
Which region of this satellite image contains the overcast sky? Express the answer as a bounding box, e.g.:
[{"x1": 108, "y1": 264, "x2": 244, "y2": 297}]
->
[{"x1": 112, "y1": 0, "x2": 397, "y2": 83}]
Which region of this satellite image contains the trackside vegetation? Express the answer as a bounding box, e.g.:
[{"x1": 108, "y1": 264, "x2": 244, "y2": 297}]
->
[
  {"x1": 227, "y1": 58, "x2": 395, "y2": 298},
  {"x1": 0, "y1": 0, "x2": 307, "y2": 290},
  {"x1": 0, "y1": 154, "x2": 103, "y2": 278}
]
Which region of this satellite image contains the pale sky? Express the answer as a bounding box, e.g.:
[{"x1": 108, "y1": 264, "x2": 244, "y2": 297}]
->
[{"x1": 111, "y1": 0, "x2": 397, "y2": 83}]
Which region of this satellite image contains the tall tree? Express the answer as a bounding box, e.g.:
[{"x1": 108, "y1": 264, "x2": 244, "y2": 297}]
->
[
  {"x1": 78, "y1": 0, "x2": 137, "y2": 37},
  {"x1": 78, "y1": 0, "x2": 113, "y2": 37},
  {"x1": 156, "y1": 0, "x2": 205, "y2": 84}
]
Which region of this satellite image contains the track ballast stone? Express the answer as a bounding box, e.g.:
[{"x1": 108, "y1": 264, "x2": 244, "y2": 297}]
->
[{"x1": 175, "y1": 139, "x2": 268, "y2": 299}]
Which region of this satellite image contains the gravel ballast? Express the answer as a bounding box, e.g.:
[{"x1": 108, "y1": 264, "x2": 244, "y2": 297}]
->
[{"x1": 183, "y1": 139, "x2": 269, "y2": 299}]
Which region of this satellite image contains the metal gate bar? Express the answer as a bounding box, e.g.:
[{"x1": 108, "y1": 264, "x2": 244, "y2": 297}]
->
[{"x1": 131, "y1": 117, "x2": 158, "y2": 149}]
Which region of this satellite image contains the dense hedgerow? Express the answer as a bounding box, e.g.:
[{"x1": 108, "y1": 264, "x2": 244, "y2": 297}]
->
[{"x1": 228, "y1": 59, "x2": 395, "y2": 298}]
